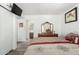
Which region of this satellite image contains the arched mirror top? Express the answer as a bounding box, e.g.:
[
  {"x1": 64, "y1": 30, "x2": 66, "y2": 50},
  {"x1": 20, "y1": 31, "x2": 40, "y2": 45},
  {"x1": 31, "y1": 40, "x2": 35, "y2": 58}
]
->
[{"x1": 41, "y1": 22, "x2": 54, "y2": 33}]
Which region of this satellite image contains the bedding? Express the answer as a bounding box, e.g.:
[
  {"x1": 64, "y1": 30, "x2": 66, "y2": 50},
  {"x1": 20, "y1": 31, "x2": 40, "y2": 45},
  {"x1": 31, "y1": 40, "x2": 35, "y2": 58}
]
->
[
  {"x1": 24, "y1": 37, "x2": 79, "y2": 55},
  {"x1": 30, "y1": 37, "x2": 69, "y2": 43},
  {"x1": 65, "y1": 33, "x2": 79, "y2": 44},
  {"x1": 65, "y1": 33, "x2": 79, "y2": 41},
  {"x1": 24, "y1": 43, "x2": 79, "y2": 55}
]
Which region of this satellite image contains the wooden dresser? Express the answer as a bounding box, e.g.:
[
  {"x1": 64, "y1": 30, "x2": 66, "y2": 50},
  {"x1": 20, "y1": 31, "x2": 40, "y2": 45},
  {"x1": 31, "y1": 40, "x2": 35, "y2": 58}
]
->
[{"x1": 38, "y1": 33, "x2": 58, "y2": 37}]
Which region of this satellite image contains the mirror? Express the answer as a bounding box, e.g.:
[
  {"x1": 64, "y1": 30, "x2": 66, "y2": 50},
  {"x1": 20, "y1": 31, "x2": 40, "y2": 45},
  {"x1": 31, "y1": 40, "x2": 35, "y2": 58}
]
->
[{"x1": 41, "y1": 22, "x2": 53, "y2": 33}]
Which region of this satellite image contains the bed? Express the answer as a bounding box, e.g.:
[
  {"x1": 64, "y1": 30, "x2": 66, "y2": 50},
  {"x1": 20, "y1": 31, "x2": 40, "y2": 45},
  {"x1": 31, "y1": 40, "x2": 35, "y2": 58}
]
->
[{"x1": 24, "y1": 37, "x2": 79, "y2": 55}]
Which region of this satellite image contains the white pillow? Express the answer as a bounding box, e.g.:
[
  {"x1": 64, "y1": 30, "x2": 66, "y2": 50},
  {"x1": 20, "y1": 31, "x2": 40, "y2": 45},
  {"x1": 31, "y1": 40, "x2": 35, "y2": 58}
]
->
[{"x1": 74, "y1": 37, "x2": 79, "y2": 43}]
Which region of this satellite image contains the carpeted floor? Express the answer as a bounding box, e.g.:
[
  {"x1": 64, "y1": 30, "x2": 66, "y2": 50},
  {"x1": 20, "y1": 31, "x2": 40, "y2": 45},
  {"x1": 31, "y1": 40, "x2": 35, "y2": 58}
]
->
[{"x1": 7, "y1": 42, "x2": 28, "y2": 55}]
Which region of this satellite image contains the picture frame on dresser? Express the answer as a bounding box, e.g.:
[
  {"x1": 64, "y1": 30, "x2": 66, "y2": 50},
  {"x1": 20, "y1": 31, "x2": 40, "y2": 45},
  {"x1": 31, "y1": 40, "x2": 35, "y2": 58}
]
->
[{"x1": 65, "y1": 7, "x2": 77, "y2": 23}]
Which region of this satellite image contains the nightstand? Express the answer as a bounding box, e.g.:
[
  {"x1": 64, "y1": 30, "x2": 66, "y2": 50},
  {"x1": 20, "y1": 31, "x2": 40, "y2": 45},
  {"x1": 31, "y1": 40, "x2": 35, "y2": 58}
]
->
[{"x1": 29, "y1": 32, "x2": 34, "y2": 39}]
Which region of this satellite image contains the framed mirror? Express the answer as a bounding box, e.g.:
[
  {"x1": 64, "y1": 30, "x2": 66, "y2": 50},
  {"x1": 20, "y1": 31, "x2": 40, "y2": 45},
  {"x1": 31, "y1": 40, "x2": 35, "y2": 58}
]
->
[{"x1": 41, "y1": 22, "x2": 53, "y2": 33}]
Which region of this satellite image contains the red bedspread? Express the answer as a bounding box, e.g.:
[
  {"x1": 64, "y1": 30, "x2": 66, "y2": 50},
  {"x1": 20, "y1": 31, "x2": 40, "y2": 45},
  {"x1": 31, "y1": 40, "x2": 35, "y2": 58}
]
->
[{"x1": 30, "y1": 42, "x2": 71, "y2": 45}]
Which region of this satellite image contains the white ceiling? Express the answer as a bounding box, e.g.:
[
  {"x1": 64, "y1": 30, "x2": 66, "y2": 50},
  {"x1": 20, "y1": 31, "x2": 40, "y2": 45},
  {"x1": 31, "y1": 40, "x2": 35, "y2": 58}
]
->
[{"x1": 16, "y1": 3, "x2": 77, "y2": 15}]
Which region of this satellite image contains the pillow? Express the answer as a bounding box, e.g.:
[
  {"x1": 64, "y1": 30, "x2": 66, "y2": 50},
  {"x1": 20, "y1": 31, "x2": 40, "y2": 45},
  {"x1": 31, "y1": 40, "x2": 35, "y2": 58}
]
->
[
  {"x1": 69, "y1": 36, "x2": 79, "y2": 44},
  {"x1": 71, "y1": 36, "x2": 76, "y2": 43},
  {"x1": 65, "y1": 33, "x2": 79, "y2": 42},
  {"x1": 74, "y1": 36, "x2": 79, "y2": 44},
  {"x1": 65, "y1": 36, "x2": 72, "y2": 42}
]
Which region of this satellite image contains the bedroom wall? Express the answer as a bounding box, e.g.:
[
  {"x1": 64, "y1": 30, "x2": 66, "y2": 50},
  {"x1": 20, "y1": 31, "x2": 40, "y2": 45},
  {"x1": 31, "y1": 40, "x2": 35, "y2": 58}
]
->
[
  {"x1": 0, "y1": 6, "x2": 17, "y2": 54},
  {"x1": 61, "y1": 4, "x2": 79, "y2": 35},
  {"x1": 25, "y1": 15, "x2": 62, "y2": 38}
]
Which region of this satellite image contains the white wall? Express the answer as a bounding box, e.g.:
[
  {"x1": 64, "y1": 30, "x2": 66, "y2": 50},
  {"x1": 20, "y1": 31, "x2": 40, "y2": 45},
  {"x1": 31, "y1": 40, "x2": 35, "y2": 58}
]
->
[
  {"x1": 61, "y1": 4, "x2": 79, "y2": 35},
  {"x1": 0, "y1": 6, "x2": 17, "y2": 54},
  {"x1": 12, "y1": 15, "x2": 18, "y2": 49},
  {"x1": 25, "y1": 15, "x2": 62, "y2": 38}
]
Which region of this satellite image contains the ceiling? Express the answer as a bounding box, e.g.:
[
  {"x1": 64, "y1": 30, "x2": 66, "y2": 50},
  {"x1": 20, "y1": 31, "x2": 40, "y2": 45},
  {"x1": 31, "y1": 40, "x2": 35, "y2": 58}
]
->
[{"x1": 16, "y1": 3, "x2": 77, "y2": 15}]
